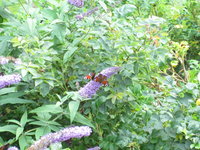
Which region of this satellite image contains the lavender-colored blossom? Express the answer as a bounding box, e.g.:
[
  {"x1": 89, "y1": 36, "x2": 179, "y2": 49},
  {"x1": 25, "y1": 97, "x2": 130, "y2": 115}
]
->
[
  {"x1": 100, "y1": 67, "x2": 121, "y2": 78},
  {"x1": 8, "y1": 146, "x2": 19, "y2": 150},
  {"x1": 79, "y1": 67, "x2": 121, "y2": 98},
  {"x1": 0, "y1": 56, "x2": 9, "y2": 64},
  {"x1": 68, "y1": 0, "x2": 84, "y2": 8},
  {"x1": 87, "y1": 146, "x2": 101, "y2": 150},
  {"x1": 0, "y1": 74, "x2": 22, "y2": 88},
  {"x1": 27, "y1": 126, "x2": 92, "y2": 150},
  {"x1": 76, "y1": 7, "x2": 98, "y2": 20}
]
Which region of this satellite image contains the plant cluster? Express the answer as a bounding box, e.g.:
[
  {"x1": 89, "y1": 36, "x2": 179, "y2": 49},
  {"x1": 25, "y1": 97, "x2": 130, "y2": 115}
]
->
[{"x1": 0, "y1": 0, "x2": 199, "y2": 150}]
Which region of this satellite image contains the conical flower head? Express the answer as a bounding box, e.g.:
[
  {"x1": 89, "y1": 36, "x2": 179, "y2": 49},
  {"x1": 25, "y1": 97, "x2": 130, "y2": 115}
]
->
[
  {"x1": 0, "y1": 74, "x2": 21, "y2": 88},
  {"x1": 27, "y1": 126, "x2": 92, "y2": 150}
]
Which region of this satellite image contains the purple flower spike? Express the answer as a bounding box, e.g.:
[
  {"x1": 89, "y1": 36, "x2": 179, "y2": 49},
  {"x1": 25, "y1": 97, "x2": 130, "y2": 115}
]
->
[
  {"x1": 100, "y1": 67, "x2": 121, "y2": 78},
  {"x1": 79, "y1": 80, "x2": 102, "y2": 98},
  {"x1": 76, "y1": 7, "x2": 98, "y2": 20},
  {"x1": 8, "y1": 146, "x2": 19, "y2": 150},
  {"x1": 68, "y1": 0, "x2": 84, "y2": 8},
  {"x1": 27, "y1": 126, "x2": 92, "y2": 150},
  {"x1": 0, "y1": 56, "x2": 9, "y2": 64},
  {"x1": 79, "y1": 67, "x2": 121, "y2": 98},
  {"x1": 0, "y1": 74, "x2": 21, "y2": 88},
  {"x1": 87, "y1": 146, "x2": 101, "y2": 150}
]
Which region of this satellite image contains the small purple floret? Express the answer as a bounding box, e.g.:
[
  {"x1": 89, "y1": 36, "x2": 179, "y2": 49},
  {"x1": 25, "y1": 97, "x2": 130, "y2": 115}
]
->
[
  {"x1": 87, "y1": 146, "x2": 101, "y2": 150},
  {"x1": 79, "y1": 67, "x2": 121, "y2": 98},
  {"x1": 8, "y1": 146, "x2": 19, "y2": 150},
  {"x1": 27, "y1": 126, "x2": 92, "y2": 150},
  {"x1": 0, "y1": 74, "x2": 21, "y2": 88}
]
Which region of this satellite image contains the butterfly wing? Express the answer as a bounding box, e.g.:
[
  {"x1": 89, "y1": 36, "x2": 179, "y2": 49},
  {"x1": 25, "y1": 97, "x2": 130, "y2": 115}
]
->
[
  {"x1": 101, "y1": 80, "x2": 109, "y2": 86},
  {"x1": 84, "y1": 72, "x2": 96, "y2": 80},
  {"x1": 95, "y1": 74, "x2": 109, "y2": 86},
  {"x1": 84, "y1": 75, "x2": 92, "y2": 80}
]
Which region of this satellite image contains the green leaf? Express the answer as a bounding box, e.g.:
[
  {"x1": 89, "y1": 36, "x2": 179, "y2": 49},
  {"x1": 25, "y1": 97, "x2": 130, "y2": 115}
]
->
[
  {"x1": 19, "y1": 135, "x2": 31, "y2": 150},
  {"x1": 63, "y1": 46, "x2": 78, "y2": 63},
  {"x1": 39, "y1": 83, "x2": 50, "y2": 97},
  {"x1": 7, "y1": 119, "x2": 21, "y2": 126},
  {"x1": 68, "y1": 101, "x2": 80, "y2": 123},
  {"x1": 28, "y1": 68, "x2": 40, "y2": 77},
  {"x1": 74, "y1": 112, "x2": 95, "y2": 128},
  {"x1": 42, "y1": 8, "x2": 58, "y2": 20},
  {"x1": 0, "y1": 125, "x2": 18, "y2": 134},
  {"x1": 21, "y1": 69, "x2": 28, "y2": 77},
  {"x1": 0, "y1": 36, "x2": 11, "y2": 55},
  {"x1": 20, "y1": 111, "x2": 28, "y2": 127},
  {"x1": 52, "y1": 23, "x2": 66, "y2": 42},
  {"x1": 0, "y1": 98, "x2": 35, "y2": 105},
  {"x1": 116, "y1": 4, "x2": 136, "y2": 16},
  {"x1": 0, "y1": 87, "x2": 16, "y2": 95},
  {"x1": 16, "y1": 127, "x2": 24, "y2": 140},
  {"x1": 35, "y1": 126, "x2": 51, "y2": 140},
  {"x1": 99, "y1": 1, "x2": 108, "y2": 12},
  {"x1": 30, "y1": 104, "x2": 63, "y2": 114}
]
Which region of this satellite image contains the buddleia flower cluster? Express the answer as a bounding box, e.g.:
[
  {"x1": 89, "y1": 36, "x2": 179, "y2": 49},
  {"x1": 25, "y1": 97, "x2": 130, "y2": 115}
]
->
[
  {"x1": 78, "y1": 67, "x2": 121, "y2": 98},
  {"x1": 76, "y1": 7, "x2": 98, "y2": 20},
  {"x1": 27, "y1": 126, "x2": 92, "y2": 150},
  {"x1": 0, "y1": 74, "x2": 22, "y2": 88},
  {"x1": 68, "y1": 0, "x2": 84, "y2": 8}
]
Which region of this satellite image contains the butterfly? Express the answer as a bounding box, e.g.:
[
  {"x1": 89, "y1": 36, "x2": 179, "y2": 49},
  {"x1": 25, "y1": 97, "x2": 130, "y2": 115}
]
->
[
  {"x1": 94, "y1": 74, "x2": 109, "y2": 86},
  {"x1": 84, "y1": 72, "x2": 96, "y2": 80},
  {"x1": 68, "y1": 0, "x2": 84, "y2": 8},
  {"x1": 0, "y1": 144, "x2": 9, "y2": 150}
]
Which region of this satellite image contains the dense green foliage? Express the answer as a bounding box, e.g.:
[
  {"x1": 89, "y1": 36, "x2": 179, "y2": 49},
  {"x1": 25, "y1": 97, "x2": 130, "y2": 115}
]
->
[{"x1": 0, "y1": 0, "x2": 199, "y2": 149}]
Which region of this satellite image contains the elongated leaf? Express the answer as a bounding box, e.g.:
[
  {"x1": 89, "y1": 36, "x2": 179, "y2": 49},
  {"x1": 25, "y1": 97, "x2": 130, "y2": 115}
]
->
[
  {"x1": 0, "y1": 87, "x2": 16, "y2": 95},
  {"x1": 16, "y1": 127, "x2": 23, "y2": 140},
  {"x1": 63, "y1": 46, "x2": 78, "y2": 63},
  {"x1": 99, "y1": 1, "x2": 108, "y2": 12},
  {"x1": 0, "y1": 98, "x2": 35, "y2": 105},
  {"x1": 68, "y1": 101, "x2": 80, "y2": 123},
  {"x1": 19, "y1": 135, "x2": 31, "y2": 150},
  {"x1": 20, "y1": 111, "x2": 28, "y2": 127},
  {"x1": 0, "y1": 125, "x2": 18, "y2": 134},
  {"x1": 30, "y1": 104, "x2": 63, "y2": 114},
  {"x1": 74, "y1": 113, "x2": 95, "y2": 128}
]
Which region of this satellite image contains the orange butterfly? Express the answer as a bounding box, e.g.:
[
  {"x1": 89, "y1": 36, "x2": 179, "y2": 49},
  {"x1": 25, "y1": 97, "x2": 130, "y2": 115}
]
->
[
  {"x1": 84, "y1": 72, "x2": 96, "y2": 80},
  {"x1": 94, "y1": 74, "x2": 109, "y2": 86}
]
